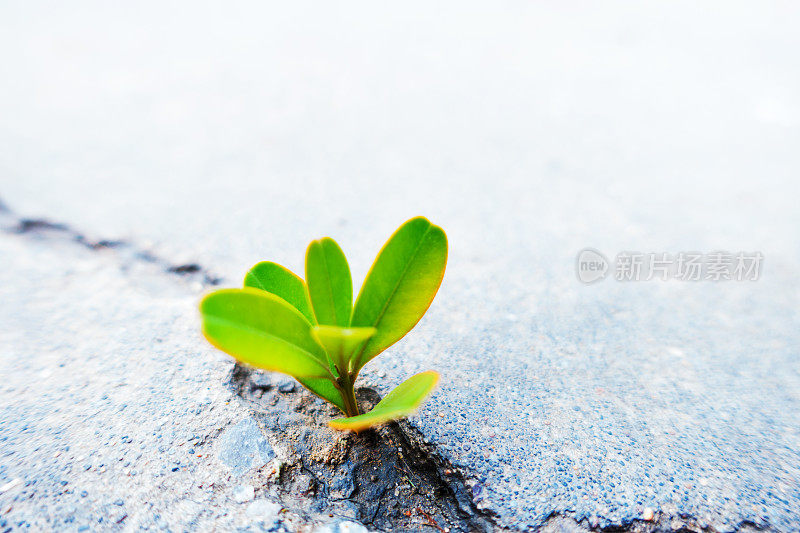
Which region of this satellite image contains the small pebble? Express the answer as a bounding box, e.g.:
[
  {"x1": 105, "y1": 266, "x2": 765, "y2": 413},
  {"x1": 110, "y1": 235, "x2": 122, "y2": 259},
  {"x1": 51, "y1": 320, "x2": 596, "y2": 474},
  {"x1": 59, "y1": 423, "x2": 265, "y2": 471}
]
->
[
  {"x1": 246, "y1": 499, "x2": 281, "y2": 521},
  {"x1": 277, "y1": 380, "x2": 296, "y2": 393},
  {"x1": 232, "y1": 484, "x2": 255, "y2": 503},
  {"x1": 0, "y1": 479, "x2": 21, "y2": 494},
  {"x1": 250, "y1": 372, "x2": 272, "y2": 389}
]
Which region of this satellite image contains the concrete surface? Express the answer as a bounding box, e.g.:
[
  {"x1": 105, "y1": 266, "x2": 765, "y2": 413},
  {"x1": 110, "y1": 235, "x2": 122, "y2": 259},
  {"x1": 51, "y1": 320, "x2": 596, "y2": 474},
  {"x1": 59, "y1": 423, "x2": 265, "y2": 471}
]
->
[
  {"x1": 0, "y1": 227, "x2": 298, "y2": 531},
  {"x1": 2, "y1": 1, "x2": 800, "y2": 531}
]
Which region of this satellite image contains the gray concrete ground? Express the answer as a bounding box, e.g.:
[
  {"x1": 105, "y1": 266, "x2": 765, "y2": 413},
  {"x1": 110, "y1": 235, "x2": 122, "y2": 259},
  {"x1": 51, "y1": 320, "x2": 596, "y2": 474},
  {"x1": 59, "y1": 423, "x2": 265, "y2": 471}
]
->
[
  {"x1": 2, "y1": 1, "x2": 800, "y2": 531},
  {"x1": 0, "y1": 219, "x2": 382, "y2": 532}
]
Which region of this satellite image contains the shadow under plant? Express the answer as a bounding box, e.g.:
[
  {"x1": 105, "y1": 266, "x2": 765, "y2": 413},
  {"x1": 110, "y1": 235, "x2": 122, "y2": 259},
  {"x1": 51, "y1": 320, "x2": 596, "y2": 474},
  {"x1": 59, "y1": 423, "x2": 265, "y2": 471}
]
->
[{"x1": 228, "y1": 364, "x2": 499, "y2": 533}]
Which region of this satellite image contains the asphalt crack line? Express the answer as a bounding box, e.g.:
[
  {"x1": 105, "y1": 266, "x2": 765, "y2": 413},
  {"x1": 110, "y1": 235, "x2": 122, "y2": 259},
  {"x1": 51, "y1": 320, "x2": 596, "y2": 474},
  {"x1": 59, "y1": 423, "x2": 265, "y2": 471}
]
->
[{"x1": 0, "y1": 196, "x2": 222, "y2": 286}]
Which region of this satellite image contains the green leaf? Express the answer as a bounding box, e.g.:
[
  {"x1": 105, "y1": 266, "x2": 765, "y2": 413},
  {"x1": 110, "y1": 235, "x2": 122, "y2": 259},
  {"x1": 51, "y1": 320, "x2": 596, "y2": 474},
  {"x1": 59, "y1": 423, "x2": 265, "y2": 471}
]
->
[
  {"x1": 244, "y1": 261, "x2": 316, "y2": 324},
  {"x1": 306, "y1": 237, "x2": 353, "y2": 327},
  {"x1": 329, "y1": 371, "x2": 439, "y2": 432},
  {"x1": 311, "y1": 325, "x2": 376, "y2": 374},
  {"x1": 200, "y1": 288, "x2": 331, "y2": 378},
  {"x1": 350, "y1": 217, "x2": 447, "y2": 370},
  {"x1": 297, "y1": 376, "x2": 347, "y2": 413}
]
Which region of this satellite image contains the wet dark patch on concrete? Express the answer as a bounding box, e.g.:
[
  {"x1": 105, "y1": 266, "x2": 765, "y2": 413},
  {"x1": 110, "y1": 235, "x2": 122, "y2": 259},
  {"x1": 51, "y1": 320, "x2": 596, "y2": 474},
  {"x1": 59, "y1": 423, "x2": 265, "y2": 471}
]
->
[
  {"x1": 230, "y1": 364, "x2": 502, "y2": 532},
  {"x1": 0, "y1": 198, "x2": 222, "y2": 286}
]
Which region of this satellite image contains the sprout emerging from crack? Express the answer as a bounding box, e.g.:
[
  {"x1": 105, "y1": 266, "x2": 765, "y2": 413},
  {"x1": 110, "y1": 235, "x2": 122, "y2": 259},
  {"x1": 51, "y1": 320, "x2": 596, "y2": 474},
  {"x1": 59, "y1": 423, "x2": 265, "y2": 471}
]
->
[{"x1": 200, "y1": 217, "x2": 447, "y2": 431}]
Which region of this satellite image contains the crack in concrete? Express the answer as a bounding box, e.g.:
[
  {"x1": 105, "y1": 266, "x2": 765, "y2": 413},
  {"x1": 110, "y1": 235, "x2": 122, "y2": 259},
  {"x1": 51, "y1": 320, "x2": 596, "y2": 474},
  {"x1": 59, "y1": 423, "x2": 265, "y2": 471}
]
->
[
  {"x1": 229, "y1": 364, "x2": 503, "y2": 532},
  {"x1": 0, "y1": 197, "x2": 222, "y2": 286},
  {"x1": 539, "y1": 514, "x2": 768, "y2": 533}
]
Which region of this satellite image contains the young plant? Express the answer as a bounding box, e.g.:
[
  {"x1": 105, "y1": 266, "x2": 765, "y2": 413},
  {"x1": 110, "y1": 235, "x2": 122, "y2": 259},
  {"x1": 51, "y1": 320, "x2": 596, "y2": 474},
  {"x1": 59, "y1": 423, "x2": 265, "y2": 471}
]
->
[{"x1": 199, "y1": 216, "x2": 447, "y2": 431}]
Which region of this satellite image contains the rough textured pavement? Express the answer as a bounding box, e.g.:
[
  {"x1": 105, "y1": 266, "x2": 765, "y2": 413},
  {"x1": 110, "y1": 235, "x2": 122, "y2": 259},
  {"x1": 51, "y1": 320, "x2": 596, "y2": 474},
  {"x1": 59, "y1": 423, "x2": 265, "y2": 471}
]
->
[
  {"x1": 2, "y1": 2, "x2": 800, "y2": 531},
  {"x1": 0, "y1": 216, "x2": 382, "y2": 532}
]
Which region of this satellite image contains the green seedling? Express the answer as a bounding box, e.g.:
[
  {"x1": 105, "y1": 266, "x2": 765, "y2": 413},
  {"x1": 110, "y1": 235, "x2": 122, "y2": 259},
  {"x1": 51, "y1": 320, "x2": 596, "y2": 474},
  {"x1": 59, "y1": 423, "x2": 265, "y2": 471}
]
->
[{"x1": 200, "y1": 216, "x2": 447, "y2": 431}]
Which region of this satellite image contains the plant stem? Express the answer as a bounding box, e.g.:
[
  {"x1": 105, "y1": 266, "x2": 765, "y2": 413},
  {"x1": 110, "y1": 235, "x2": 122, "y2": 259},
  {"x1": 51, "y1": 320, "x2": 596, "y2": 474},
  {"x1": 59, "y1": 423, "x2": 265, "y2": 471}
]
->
[{"x1": 338, "y1": 372, "x2": 360, "y2": 418}]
